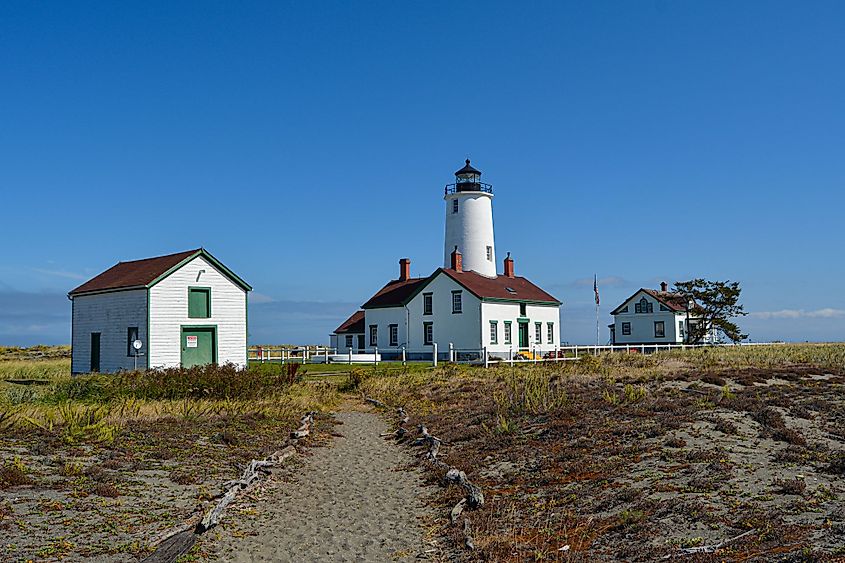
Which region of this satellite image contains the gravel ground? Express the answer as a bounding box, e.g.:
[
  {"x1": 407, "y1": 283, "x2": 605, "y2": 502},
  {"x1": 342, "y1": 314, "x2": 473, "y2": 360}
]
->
[{"x1": 211, "y1": 410, "x2": 434, "y2": 562}]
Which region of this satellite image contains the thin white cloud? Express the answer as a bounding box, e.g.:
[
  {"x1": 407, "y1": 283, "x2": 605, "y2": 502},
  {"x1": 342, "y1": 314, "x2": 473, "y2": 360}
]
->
[
  {"x1": 750, "y1": 308, "x2": 845, "y2": 320},
  {"x1": 250, "y1": 292, "x2": 275, "y2": 304},
  {"x1": 31, "y1": 268, "x2": 87, "y2": 281}
]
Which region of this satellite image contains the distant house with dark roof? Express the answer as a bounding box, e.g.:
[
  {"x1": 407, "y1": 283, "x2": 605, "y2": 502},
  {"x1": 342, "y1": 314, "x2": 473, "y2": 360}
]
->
[
  {"x1": 608, "y1": 282, "x2": 717, "y2": 345},
  {"x1": 332, "y1": 161, "x2": 561, "y2": 360},
  {"x1": 68, "y1": 249, "x2": 251, "y2": 374}
]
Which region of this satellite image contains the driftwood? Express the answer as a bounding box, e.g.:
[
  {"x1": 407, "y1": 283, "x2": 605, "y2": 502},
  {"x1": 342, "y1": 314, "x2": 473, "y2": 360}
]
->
[
  {"x1": 450, "y1": 498, "x2": 466, "y2": 523},
  {"x1": 291, "y1": 412, "x2": 315, "y2": 439},
  {"x1": 445, "y1": 467, "x2": 485, "y2": 509},
  {"x1": 365, "y1": 397, "x2": 390, "y2": 409},
  {"x1": 463, "y1": 518, "x2": 475, "y2": 550},
  {"x1": 144, "y1": 420, "x2": 304, "y2": 563},
  {"x1": 141, "y1": 530, "x2": 196, "y2": 563},
  {"x1": 665, "y1": 528, "x2": 757, "y2": 557}
]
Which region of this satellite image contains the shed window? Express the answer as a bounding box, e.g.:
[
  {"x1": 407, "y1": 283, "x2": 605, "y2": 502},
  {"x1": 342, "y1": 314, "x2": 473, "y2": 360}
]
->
[
  {"x1": 188, "y1": 288, "x2": 211, "y2": 318},
  {"x1": 127, "y1": 327, "x2": 139, "y2": 357}
]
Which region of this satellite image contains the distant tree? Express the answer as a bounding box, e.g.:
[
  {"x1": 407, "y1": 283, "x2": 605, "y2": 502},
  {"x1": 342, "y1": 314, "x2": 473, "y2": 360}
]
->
[{"x1": 673, "y1": 279, "x2": 747, "y2": 343}]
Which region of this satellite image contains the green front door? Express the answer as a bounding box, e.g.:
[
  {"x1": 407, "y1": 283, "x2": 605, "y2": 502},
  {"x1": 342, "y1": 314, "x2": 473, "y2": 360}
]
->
[
  {"x1": 518, "y1": 322, "x2": 529, "y2": 349},
  {"x1": 181, "y1": 327, "x2": 216, "y2": 368}
]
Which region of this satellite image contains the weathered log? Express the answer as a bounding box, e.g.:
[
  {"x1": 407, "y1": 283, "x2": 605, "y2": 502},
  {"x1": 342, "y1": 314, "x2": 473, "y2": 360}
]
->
[
  {"x1": 445, "y1": 468, "x2": 484, "y2": 508},
  {"x1": 364, "y1": 396, "x2": 389, "y2": 409},
  {"x1": 463, "y1": 518, "x2": 475, "y2": 550},
  {"x1": 397, "y1": 407, "x2": 409, "y2": 424},
  {"x1": 450, "y1": 498, "x2": 466, "y2": 523},
  {"x1": 146, "y1": 514, "x2": 201, "y2": 551},
  {"x1": 291, "y1": 412, "x2": 315, "y2": 439},
  {"x1": 141, "y1": 529, "x2": 196, "y2": 563}
]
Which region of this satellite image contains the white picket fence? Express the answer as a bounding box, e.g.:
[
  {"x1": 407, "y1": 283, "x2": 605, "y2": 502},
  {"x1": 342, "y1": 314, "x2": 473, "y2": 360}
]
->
[{"x1": 249, "y1": 341, "x2": 766, "y2": 368}]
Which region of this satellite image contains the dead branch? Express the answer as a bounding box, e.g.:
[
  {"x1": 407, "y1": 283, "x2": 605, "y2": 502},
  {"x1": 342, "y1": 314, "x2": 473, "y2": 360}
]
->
[{"x1": 663, "y1": 528, "x2": 757, "y2": 558}]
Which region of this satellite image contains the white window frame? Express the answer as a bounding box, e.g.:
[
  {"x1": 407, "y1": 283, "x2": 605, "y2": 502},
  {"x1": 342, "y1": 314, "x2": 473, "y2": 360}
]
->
[
  {"x1": 369, "y1": 325, "x2": 378, "y2": 347},
  {"x1": 423, "y1": 322, "x2": 433, "y2": 345},
  {"x1": 389, "y1": 324, "x2": 398, "y2": 347},
  {"x1": 345, "y1": 335, "x2": 353, "y2": 348},
  {"x1": 423, "y1": 293, "x2": 433, "y2": 315},
  {"x1": 654, "y1": 321, "x2": 665, "y2": 338},
  {"x1": 622, "y1": 322, "x2": 631, "y2": 336}
]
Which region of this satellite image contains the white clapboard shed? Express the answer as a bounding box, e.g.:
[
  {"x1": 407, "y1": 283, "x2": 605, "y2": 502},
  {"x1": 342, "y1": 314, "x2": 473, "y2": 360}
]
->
[{"x1": 68, "y1": 249, "x2": 251, "y2": 374}]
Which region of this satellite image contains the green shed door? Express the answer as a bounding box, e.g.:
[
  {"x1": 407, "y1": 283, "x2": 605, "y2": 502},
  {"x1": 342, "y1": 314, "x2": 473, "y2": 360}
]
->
[{"x1": 181, "y1": 327, "x2": 216, "y2": 368}]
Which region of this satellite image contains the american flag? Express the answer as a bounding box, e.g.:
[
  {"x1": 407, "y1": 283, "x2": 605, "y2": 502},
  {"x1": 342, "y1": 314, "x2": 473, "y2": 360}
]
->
[{"x1": 594, "y1": 274, "x2": 600, "y2": 306}]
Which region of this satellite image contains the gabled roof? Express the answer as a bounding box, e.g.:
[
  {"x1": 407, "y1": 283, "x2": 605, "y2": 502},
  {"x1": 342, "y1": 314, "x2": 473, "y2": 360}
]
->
[
  {"x1": 334, "y1": 310, "x2": 365, "y2": 334},
  {"x1": 610, "y1": 288, "x2": 692, "y2": 315},
  {"x1": 69, "y1": 248, "x2": 252, "y2": 296},
  {"x1": 439, "y1": 268, "x2": 560, "y2": 304},
  {"x1": 361, "y1": 277, "x2": 428, "y2": 309},
  {"x1": 362, "y1": 268, "x2": 560, "y2": 309}
]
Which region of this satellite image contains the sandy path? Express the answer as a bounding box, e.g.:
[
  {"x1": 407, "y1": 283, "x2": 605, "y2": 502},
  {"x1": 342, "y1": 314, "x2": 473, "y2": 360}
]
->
[{"x1": 211, "y1": 411, "x2": 434, "y2": 562}]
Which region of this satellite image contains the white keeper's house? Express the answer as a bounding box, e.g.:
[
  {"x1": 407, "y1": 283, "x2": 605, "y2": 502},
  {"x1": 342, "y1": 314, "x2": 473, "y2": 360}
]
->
[
  {"x1": 608, "y1": 282, "x2": 717, "y2": 345},
  {"x1": 331, "y1": 160, "x2": 561, "y2": 360},
  {"x1": 68, "y1": 248, "x2": 251, "y2": 374}
]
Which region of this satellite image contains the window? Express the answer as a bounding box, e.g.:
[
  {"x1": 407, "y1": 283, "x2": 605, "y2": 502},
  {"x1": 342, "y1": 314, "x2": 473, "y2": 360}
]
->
[
  {"x1": 634, "y1": 297, "x2": 652, "y2": 314},
  {"x1": 519, "y1": 303, "x2": 527, "y2": 317},
  {"x1": 188, "y1": 288, "x2": 211, "y2": 318},
  {"x1": 486, "y1": 246, "x2": 492, "y2": 261},
  {"x1": 127, "y1": 327, "x2": 139, "y2": 357},
  {"x1": 345, "y1": 335, "x2": 353, "y2": 348},
  {"x1": 504, "y1": 321, "x2": 512, "y2": 344},
  {"x1": 452, "y1": 290, "x2": 462, "y2": 314},
  {"x1": 389, "y1": 324, "x2": 398, "y2": 346},
  {"x1": 423, "y1": 322, "x2": 433, "y2": 345},
  {"x1": 622, "y1": 322, "x2": 631, "y2": 335},
  {"x1": 423, "y1": 293, "x2": 433, "y2": 315},
  {"x1": 369, "y1": 325, "x2": 378, "y2": 347},
  {"x1": 489, "y1": 321, "x2": 498, "y2": 344},
  {"x1": 678, "y1": 320, "x2": 685, "y2": 339},
  {"x1": 535, "y1": 322, "x2": 542, "y2": 343},
  {"x1": 452, "y1": 199, "x2": 459, "y2": 214},
  {"x1": 547, "y1": 322, "x2": 554, "y2": 344},
  {"x1": 654, "y1": 321, "x2": 665, "y2": 338}
]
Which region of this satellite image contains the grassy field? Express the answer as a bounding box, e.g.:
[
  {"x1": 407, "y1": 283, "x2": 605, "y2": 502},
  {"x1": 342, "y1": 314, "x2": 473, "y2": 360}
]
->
[{"x1": 2, "y1": 343, "x2": 844, "y2": 561}]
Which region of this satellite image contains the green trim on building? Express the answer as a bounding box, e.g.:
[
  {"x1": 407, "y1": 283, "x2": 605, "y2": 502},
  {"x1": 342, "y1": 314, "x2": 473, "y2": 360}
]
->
[{"x1": 147, "y1": 249, "x2": 252, "y2": 292}]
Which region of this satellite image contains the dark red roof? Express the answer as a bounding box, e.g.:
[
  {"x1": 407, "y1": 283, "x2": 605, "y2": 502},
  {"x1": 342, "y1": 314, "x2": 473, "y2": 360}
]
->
[
  {"x1": 440, "y1": 269, "x2": 560, "y2": 304},
  {"x1": 70, "y1": 249, "x2": 200, "y2": 295},
  {"x1": 362, "y1": 277, "x2": 428, "y2": 309},
  {"x1": 334, "y1": 310, "x2": 365, "y2": 334},
  {"x1": 611, "y1": 288, "x2": 696, "y2": 315}
]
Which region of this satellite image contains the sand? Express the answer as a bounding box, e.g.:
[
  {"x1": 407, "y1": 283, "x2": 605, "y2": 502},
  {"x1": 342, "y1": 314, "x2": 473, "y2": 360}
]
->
[{"x1": 210, "y1": 411, "x2": 434, "y2": 562}]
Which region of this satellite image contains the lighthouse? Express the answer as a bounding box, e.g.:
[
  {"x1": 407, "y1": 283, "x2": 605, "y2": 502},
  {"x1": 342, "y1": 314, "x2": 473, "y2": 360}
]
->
[{"x1": 443, "y1": 160, "x2": 497, "y2": 277}]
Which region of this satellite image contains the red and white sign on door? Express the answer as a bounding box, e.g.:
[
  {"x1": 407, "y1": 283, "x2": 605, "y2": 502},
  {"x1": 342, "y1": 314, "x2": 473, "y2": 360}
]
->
[{"x1": 186, "y1": 335, "x2": 198, "y2": 348}]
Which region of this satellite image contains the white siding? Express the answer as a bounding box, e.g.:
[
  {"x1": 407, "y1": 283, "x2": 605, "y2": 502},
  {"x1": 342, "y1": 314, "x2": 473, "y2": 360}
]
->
[
  {"x1": 481, "y1": 301, "x2": 560, "y2": 357},
  {"x1": 443, "y1": 192, "x2": 497, "y2": 277},
  {"x1": 406, "y1": 273, "x2": 482, "y2": 354},
  {"x1": 148, "y1": 256, "x2": 247, "y2": 369},
  {"x1": 71, "y1": 289, "x2": 147, "y2": 374},
  {"x1": 611, "y1": 291, "x2": 685, "y2": 344}
]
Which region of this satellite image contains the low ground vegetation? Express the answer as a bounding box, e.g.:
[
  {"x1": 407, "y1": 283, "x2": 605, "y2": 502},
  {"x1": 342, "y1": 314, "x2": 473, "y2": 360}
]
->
[{"x1": 361, "y1": 343, "x2": 845, "y2": 561}]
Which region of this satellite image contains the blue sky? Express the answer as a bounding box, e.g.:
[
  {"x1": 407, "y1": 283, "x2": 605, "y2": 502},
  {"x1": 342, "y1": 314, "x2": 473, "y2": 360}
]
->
[{"x1": 1, "y1": 1, "x2": 843, "y2": 346}]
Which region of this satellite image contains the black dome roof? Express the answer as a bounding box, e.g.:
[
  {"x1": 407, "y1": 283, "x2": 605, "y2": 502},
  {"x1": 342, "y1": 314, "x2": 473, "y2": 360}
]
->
[{"x1": 455, "y1": 159, "x2": 481, "y2": 176}]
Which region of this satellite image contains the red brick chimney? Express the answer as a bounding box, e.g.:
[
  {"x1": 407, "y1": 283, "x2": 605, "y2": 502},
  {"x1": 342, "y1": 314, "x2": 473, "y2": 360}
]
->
[
  {"x1": 504, "y1": 252, "x2": 514, "y2": 278},
  {"x1": 450, "y1": 246, "x2": 462, "y2": 273},
  {"x1": 399, "y1": 258, "x2": 411, "y2": 281},
  {"x1": 660, "y1": 281, "x2": 668, "y2": 292}
]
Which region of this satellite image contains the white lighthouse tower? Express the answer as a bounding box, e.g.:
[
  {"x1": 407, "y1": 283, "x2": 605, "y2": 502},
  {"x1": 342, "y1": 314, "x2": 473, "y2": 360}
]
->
[{"x1": 443, "y1": 159, "x2": 497, "y2": 277}]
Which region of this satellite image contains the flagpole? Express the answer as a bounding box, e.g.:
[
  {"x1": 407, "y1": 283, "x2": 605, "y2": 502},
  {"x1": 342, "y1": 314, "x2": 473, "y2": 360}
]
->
[{"x1": 594, "y1": 274, "x2": 600, "y2": 347}]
